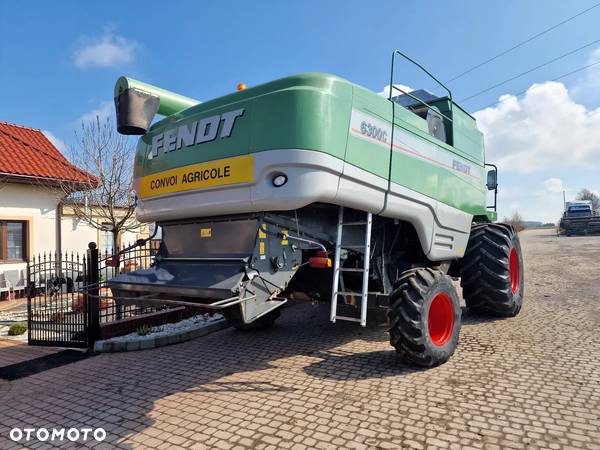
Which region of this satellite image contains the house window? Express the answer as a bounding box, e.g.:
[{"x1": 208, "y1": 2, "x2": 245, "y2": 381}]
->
[
  {"x1": 0, "y1": 221, "x2": 28, "y2": 262},
  {"x1": 101, "y1": 223, "x2": 114, "y2": 256}
]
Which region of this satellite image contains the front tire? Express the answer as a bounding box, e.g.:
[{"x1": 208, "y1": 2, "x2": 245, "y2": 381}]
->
[
  {"x1": 223, "y1": 306, "x2": 281, "y2": 331},
  {"x1": 460, "y1": 223, "x2": 524, "y2": 317},
  {"x1": 388, "y1": 268, "x2": 461, "y2": 367}
]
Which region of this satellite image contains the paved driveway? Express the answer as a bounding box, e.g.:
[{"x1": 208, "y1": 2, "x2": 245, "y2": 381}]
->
[
  {"x1": 0, "y1": 340, "x2": 64, "y2": 368},
  {"x1": 1, "y1": 229, "x2": 599, "y2": 449}
]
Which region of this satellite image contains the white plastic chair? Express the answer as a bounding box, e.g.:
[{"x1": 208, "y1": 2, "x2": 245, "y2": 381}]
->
[
  {"x1": 4, "y1": 269, "x2": 26, "y2": 299},
  {"x1": 0, "y1": 272, "x2": 10, "y2": 299}
]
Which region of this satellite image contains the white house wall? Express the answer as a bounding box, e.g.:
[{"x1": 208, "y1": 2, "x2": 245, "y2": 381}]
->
[
  {"x1": 60, "y1": 216, "x2": 98, "y2": 255},
  {"x1": 0, "y1": 183, "x2": 60, "y2": 255},
  {"x1": 121, "y1": 229, "x2": 140, "y2": 247},
  {"x1": 61, "y1": 218, "x2": 144, "y2": 254},
  {"x1": 1, "y1": 183, "x2": 146, "y2": 285},
  {"x1": 0, "y1": 183, "x2": 61, "y2": 280}
]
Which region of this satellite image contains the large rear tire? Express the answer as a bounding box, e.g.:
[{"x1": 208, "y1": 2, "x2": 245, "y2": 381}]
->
[
  {"x1": 223, "y1": 306, "x2": 281, "y2": 331},
  {"x1": 460, "y1": 223, "x2": 524, "y2": 317},
  {"x1": 388, "y1": 268, "x2": 461, "y2": 367}
]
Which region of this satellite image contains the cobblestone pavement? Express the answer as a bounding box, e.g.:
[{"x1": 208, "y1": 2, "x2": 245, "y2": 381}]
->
[
  {"x1": 0, "y1": 341, "x2": 63, "y2": 367},
  {"x1": 0, "y1": 229, "x2": 599, "y2": 449}
]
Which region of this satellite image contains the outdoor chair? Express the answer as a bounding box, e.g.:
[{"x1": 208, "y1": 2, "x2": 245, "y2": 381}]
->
[
  {"x1": 4, "y1": 269, "x2": 27, "y2": 298},
  {"x1": 0, "y1": 273, "x2": 10, "y2": 299}
]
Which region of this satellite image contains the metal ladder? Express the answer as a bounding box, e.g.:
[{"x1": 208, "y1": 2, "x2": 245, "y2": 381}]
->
[{"x1": 330, "y1": 207, "x2": 372, "y2": 327}]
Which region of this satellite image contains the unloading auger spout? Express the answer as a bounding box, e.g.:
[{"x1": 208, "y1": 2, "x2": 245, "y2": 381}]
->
[{"x1": 114, "y1": 76, "x2": 201, "y2": 135}]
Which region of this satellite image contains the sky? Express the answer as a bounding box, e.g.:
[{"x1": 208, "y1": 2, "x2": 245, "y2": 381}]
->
[{"x1": 1, "y1": 0, "x2": 599, "y2": 223}]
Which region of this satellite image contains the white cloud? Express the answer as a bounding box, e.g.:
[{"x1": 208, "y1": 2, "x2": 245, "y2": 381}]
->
[
  {"x1": 42, "y1": 130, "x2": 67, "y2": 154},
  {"x1": 490, "y1": 181, "x2": 565, "y2": 224},
  {"x1": 379, "y1": 84, "x2": 413, "y2": 98},
  {"x1": 472, "y1": 49, "x2": 600, "y2": 222},
  {"x1": 76, "y1": 101, "x2": 113, "y2": 125},
  {"x1": 570, "y1": 47, "x2": 600, "y2": 103},
  {"x1": 73, "y1": 32, "x2": 138, "y2": 69},
  {"x1": 473, "y1": 81, "x2": 600, "y2": 174},
  {"x1": 543, "y1": 178, "x2": 564, "y2": 193}
]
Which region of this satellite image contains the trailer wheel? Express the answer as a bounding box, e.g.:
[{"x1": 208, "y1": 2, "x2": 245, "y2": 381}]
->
[
  {"x1": 460, "y1": 223, "x2": 524, "y2": 317},
  {"x1": 388, "y1": 268, "x2": 461, "y2": 367},
  {"x1": 223, "y1": 307, "x2": 281, "y2": 331}
]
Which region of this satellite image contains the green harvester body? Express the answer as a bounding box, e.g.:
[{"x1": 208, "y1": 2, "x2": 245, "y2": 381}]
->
[{"x1": 108, "y1": 55, "x2": 508, "y2": 349}]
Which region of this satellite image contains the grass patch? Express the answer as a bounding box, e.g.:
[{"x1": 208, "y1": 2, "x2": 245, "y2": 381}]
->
[{"x1": 136, "y1": 324, "x2": 151, "y2": 336}]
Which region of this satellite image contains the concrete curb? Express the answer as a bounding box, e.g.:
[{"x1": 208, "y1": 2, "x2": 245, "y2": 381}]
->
[{"x1": 93, "y1": 319, "x2": 229, "y2": 353}]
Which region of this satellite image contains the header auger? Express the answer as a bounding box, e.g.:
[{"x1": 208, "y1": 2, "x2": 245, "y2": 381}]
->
[{"x1": 109, "y1": 50, "x2": 524, "y2": 367}]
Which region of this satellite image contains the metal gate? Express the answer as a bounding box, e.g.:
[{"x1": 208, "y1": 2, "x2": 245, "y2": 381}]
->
[
  {"x1": 27, "y1": 240, "x2": 162, "y2": 348},
  {"x1": 27, "y1": 251, "x2": 90, "y2": 348}
]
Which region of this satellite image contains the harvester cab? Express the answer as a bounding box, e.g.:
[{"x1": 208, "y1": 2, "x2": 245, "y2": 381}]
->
[{"x1": 109, "y1": 50, "x2": 522, "y2": 366}]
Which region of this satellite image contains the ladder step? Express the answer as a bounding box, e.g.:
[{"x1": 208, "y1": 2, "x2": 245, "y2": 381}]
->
[
  {"x1": 330, "y1": 208, "x2": 372, "y2": 328},
  {"x1": 335, "y1": 291, "x2": 365, "y2": 297},
  {"x1": 335, "y1": 291, "x2": 379, "y2": 296},
  {"x1": 334, "y1": 315, "x2": 363, "y2": 323}
]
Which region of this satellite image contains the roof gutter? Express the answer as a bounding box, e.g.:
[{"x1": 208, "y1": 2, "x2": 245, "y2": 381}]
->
[{"x1": 0, "y1": 172, "x2": 95, "y2": 190}]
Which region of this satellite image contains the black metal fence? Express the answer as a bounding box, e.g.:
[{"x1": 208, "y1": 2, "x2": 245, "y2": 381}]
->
[
  {"x1": 95, "y1": 240, "x2": 163, "y2": 324},
  {"x1": 27, "y1": 252, "x2": 89, "y2": 347},
  {"x1": 27, "y1": 239, "x2": 163, "y2": 348}
]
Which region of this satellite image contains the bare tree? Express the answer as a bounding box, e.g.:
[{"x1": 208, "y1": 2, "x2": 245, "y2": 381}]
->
[
  {"x1": 576, "y1": 188, "x2": 600, "y2": 211},
  {"x1": 503, "y1": 211, "x2": 524, "y2": 232},
  {"x1": 57, "y1": 117, "x2": 138, "y2": 254}
]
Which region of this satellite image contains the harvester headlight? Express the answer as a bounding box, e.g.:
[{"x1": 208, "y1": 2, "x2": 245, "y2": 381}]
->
[{"x1": 272, "y1": 174, "x2": 288, "y2": 187}]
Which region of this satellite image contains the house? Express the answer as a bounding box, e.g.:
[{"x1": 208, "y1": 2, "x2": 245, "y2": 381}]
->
[{"x1": 0, "y1": 121, "x2": 147, "y2": 297}]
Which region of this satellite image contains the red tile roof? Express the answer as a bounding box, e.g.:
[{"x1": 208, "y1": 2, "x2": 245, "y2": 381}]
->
[{"x1": 0, "y1": 121, "x2": 92, "y2": 184}]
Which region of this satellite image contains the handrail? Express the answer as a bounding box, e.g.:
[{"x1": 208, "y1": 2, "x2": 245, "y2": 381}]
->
[
  {"x1": 380, "y1": 50, "x2": 456, "y2": 217},
  {"x1": 390, "y1": 50, "x2": 453, "y2": 100},
  {"x1": 389, "y1": 50, "x2": 454, "y2": 124}
]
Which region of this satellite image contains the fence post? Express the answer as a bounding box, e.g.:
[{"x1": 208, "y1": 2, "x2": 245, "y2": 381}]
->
[
  {"x1": 26, "y1": 259, "x2": 32, "y2": 345},
  {"x1": 86, "y1": 242, "x2": 100, "y2": 347},
  {"x1": 116, "y1": 242, "x2": 123, "y2": 320}
]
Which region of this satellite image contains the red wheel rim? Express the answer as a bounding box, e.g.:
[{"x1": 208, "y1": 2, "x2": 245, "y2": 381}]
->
[
  {"x1": 428, "y1": 292, "x2": 454, "y2": 347},
  {"x1": 509, "y1": 247, "x2": 520, "y2": 294}
]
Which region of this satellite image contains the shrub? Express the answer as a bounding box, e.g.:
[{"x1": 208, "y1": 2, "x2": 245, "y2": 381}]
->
[
  {"x1": 136, "y1": 324, "x2": 151, "y2": 336},
  {"x1": 8, "y1": 322, "x2": 27, "y2": 336}
]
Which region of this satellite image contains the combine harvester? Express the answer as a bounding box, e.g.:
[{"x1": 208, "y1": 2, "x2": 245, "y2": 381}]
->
[
  {"x1": 559, "y1": 201, "x2": 600, "y2": 236},
  {"x1": 110, "y1": 51, "x2": 524, "y2": 366}
]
